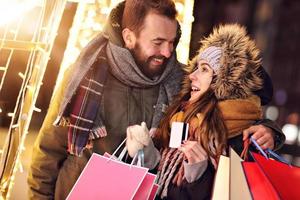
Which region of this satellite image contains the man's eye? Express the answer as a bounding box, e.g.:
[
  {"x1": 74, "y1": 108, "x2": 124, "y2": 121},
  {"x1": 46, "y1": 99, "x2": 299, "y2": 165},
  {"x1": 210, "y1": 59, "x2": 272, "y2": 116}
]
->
[{"x1": 153, "y1": 42, "x2": 162, "y2": 46}]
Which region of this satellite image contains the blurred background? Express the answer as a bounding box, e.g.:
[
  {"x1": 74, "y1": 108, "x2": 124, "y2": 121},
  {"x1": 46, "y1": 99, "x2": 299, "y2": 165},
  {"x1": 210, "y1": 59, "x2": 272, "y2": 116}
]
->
[{"x1": 0, "y1": 0, "x2": 299, "y2": 199}]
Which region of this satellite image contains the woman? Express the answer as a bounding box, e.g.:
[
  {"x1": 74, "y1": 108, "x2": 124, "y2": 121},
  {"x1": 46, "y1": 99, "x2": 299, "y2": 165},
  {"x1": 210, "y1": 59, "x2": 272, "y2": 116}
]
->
[{"x1": 126, "y1": 24, "x2": 274, "y2": 199}]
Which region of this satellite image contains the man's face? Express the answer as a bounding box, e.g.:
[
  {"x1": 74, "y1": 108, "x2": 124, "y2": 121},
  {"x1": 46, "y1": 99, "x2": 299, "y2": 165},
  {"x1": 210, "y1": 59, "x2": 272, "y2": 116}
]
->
[{"x1": 129, "y1": 12, "x2": 178, "y2": 78}]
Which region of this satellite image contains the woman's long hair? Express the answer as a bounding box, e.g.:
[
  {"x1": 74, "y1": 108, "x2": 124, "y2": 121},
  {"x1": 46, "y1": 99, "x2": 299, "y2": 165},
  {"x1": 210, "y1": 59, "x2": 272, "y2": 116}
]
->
[{"x1": 155, "y1": 75, "x2": 228, "y2": 159}]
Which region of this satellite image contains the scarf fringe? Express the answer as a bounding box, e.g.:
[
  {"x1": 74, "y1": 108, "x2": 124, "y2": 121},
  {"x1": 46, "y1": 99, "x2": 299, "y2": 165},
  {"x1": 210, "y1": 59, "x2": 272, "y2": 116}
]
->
[{"x1": 90, "y1": 126, "x2": 107, "y2": 139}]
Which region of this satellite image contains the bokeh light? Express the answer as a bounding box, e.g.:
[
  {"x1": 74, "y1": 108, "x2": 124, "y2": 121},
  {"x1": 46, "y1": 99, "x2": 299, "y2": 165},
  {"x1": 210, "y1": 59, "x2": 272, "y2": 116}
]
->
[{"x1": 282, "y1": 124, "x2": 298, "y2": 144}]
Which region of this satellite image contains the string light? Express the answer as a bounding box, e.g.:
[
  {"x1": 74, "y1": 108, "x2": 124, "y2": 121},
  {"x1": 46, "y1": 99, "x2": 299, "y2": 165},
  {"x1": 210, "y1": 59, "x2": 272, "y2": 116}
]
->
[
  {"x1": 18, "y1": 72, "x2": 25, "y2": 79},
  {"x1": 1, "y1": 1, "x2": 195, "y2": 199},
  {"x1": 7, "y1": 113, "x2": 14, "y2": 117},
  {"x1": 0, "y1": 0, "x2": 67, "y2": 199},
  {"x1": 33, "y1": 107, "x2": 42, "y2": 112}
]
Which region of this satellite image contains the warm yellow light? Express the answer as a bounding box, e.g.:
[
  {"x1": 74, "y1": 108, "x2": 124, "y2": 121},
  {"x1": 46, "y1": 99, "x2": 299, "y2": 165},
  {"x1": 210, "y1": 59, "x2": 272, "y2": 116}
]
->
[
  {"x1": 0, "y1": 0, "x2": 42, "y2": 26},
  {"x1": 18, "y1": 72, "x2": 25, "y2": 79},
  {"x1": 7, "y1": 113, "x2": 14, "y2": 117}
]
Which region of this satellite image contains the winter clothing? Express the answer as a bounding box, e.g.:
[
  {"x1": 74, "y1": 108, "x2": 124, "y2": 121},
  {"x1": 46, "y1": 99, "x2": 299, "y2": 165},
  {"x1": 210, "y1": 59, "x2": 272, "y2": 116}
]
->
[
  {"x1": 126, "y1": 122, "x2": 151, "y2": 157},
  {"x1": 198, "y1": 46, "x2": 222, "y2": 72},
  {"x1": 157, "y1": 96, "x2": 262, "y2": 199},
  {"x1": 62, "y1": 46, "x2": 109, "y2": 156},
  {"x1": 28, "y1": 2, "x2": 183, "y2": 200},
  {"x1": 154, "y1": 24, "x2": 285, "y2": 200},
  {"x1": 188, "y1": 24, "x2": 263, "y2": 101}
]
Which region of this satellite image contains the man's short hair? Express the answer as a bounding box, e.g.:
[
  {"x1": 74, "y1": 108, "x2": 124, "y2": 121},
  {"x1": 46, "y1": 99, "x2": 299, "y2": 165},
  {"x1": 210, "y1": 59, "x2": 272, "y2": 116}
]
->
[{"x1": 122, "y1": 0, "x2": 177, "y2": 34}]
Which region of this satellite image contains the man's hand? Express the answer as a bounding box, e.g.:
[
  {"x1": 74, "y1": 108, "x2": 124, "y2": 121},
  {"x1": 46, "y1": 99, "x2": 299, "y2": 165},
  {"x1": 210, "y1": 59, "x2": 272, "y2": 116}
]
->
[
  {"x1": 178, "y1": 141, "x2": 207, "y2": 164},
  {"x1": 243, "y1": 125, "x2": 275, "y2": 150}
]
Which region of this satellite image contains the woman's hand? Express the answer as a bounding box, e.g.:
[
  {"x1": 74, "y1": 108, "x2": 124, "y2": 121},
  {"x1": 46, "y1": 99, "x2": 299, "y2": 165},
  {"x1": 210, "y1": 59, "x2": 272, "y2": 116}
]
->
[
  {"x1": 178, "y1": 141, "x2": 208, "y2": 164},
  {"x1": 243, "y1": 125, "x2": 275, "y2": 150}
]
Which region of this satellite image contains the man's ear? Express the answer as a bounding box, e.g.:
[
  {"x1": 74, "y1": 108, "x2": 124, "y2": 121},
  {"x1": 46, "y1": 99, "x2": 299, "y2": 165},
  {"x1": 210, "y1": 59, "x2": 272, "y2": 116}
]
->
[{"x1": 122, "y1": 28, "x2": 136, "y2": 49}]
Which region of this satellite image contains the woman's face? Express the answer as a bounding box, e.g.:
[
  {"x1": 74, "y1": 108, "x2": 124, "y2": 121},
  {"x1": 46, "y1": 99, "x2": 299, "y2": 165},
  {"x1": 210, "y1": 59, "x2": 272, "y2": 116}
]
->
[{"x1": 188, "y1": 59, "x2": 214, "y2": 103}]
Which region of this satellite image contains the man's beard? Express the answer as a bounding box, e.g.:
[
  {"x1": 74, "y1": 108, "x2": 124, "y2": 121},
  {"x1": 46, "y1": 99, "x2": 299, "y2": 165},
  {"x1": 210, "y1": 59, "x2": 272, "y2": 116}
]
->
[{"x1": 130, "y1": 43, "x2": 168, "y2": 79}]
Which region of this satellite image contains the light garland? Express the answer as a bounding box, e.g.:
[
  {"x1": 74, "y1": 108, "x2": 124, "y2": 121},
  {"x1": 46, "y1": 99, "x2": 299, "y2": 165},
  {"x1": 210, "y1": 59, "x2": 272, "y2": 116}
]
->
[
  {"x1": 0, "y1": 1, "x2": 195, "y2": 199},
  {"x1": 0, "y1": 0, "x2": 68, "y2": 199}
]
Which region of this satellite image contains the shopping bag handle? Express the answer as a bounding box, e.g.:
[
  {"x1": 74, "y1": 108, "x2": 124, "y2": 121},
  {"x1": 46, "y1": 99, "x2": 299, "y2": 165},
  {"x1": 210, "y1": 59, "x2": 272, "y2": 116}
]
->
[
  {"x1": 265, "y1": 148, "x2": 290, "y2": 165},
  {"x1": 250, "y1": 137, "x2": 268, "y2": 159},
  {"x1": 240, "y1": 138, "x2": 250, "y2": 160},
  {"x1": 131, "y1": 149, "x2": 144, "y2": 167},
  {"x1": 250, "y1": 137, "x2": 290, "y2": 165},
  {"x1": 109, "y1": 138, "x2": 127, "y2": 161},
  {"x1": 108, "y1": 138, "x2": 145, "y2": 167}
]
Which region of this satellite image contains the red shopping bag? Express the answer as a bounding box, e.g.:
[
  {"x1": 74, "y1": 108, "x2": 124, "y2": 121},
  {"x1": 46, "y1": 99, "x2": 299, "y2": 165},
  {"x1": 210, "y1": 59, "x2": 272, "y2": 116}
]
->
[
  {"x1": 241, "y1": 137, "x2": 300, "y2": 199},
  {"x1": 242, "y1": 162, "x2": 280, "y2": 200},
  {"x1": 251, "y1": 152, "x2": 300, "y2": 200},
  {"x1": 67, "y1": 153, "x2": 150, "y2": 200}
]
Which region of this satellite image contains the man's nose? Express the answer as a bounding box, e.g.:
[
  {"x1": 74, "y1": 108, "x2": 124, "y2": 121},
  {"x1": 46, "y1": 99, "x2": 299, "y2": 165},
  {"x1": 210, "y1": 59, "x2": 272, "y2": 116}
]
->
[{"x1": 160, "y1": 43, "x2": 173, "y2": 58}]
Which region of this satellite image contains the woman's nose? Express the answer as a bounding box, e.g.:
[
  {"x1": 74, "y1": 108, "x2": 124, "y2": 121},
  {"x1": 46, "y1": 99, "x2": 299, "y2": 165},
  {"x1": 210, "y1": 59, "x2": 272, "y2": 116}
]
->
[{"x1": 189, "y1": 70, "x2": 197, "y2": 81}]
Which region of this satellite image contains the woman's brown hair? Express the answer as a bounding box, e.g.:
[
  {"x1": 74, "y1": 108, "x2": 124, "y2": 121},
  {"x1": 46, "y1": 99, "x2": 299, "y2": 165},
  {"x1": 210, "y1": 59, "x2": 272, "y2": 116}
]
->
[{"x1": 155, "y1": 75, "x2": 228, "y2": 159}]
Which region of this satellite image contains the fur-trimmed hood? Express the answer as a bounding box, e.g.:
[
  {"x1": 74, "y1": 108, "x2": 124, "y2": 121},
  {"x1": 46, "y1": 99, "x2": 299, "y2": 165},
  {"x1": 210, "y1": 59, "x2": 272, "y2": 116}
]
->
[{"x1": 187, "y1": 24, "x2": 263, "y2": 100}]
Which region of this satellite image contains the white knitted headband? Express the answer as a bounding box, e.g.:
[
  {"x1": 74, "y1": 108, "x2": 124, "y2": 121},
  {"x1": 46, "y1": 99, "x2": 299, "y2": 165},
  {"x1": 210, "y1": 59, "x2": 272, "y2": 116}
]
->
[{"x1": 198, "y1": 46, "x2": 222, "y2": 73}]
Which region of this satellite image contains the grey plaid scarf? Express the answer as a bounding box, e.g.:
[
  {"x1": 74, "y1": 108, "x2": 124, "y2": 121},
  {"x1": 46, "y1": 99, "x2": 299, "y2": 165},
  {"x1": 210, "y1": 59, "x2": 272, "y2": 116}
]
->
[{"x1": 106, "y1": 42, "x2": 183, "y2": 129}]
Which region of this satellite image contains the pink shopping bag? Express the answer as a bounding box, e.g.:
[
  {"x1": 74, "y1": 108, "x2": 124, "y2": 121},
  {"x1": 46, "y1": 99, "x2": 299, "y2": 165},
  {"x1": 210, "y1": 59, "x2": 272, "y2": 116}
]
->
[
  {"x1": 67, "y1": 153, "x2": 149, "y2": 200},
  {"x1": 148, "y1": 184, "x2": 159, "y2": 200},
  {"x1": 133, "y1": 172, "x2": 156, "y2": 200},
  {"x1": 103, "y1": 152, "x2": 158, "y2": 200}
]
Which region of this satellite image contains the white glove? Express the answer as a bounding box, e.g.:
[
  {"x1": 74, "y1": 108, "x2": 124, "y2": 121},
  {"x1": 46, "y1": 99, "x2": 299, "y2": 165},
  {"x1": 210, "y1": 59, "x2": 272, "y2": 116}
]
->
[{"x1": 126, "y1": 122, "x2": 151, "y2": 157}]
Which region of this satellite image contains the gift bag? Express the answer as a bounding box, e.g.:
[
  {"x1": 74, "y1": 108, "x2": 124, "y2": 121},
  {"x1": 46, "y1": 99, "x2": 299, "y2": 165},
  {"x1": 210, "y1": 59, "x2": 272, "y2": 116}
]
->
[{"x1": 67, "y1": 139, "x2": 157, "y2": 200}]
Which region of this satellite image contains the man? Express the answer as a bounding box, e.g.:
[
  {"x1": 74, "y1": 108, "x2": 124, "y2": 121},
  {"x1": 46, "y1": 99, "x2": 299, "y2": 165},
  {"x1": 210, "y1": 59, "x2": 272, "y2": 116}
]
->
[{"x1": 28, "y1": 1, "x2": 284, "y2": 199}]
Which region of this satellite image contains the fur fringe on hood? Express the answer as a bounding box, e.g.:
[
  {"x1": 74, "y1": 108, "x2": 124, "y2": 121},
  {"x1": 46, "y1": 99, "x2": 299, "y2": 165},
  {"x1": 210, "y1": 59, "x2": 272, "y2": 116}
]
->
[{"x1": 186, "y1": 24, "x2": 263, "y2": 100}]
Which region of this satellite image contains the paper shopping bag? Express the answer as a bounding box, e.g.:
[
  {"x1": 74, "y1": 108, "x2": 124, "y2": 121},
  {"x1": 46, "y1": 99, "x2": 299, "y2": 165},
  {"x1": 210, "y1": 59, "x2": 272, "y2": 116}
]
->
[
  {"x1": 229, "y1": 148, "x2": 252, "y2": 200},
  {"x1": 252, "y1": 152, "x2": 300, "y2": 200},
  {"x1": 67, "y1": 153, "x2": 149, "y2": 200},
  {"x1": 133, "y1": 173, "x2": 156, "y2": 200},
  {"x1": 148, "y1": 184, "x2": 159, "y2": 200},
  {"x1": 242, "y1": 162, "x2": 280, "y2": 200},
  {"x1": 212, "y1": 148, "x2": 252, "y2": 200},
  {"x1": 211, "y1": 155, "x2": 229, "y2": 200},
  {"x1": 103, "y1": 152, "x2": 158, "y2": 200}
]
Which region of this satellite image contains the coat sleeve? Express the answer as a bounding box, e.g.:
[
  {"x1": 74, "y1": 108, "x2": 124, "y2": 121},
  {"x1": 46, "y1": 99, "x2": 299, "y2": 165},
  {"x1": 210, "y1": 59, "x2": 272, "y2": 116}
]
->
[
  {"x1": 27, "y1": 67, "x2": 71, "y2": 199},
  {"x1": 27, "y1": 122, "x2": 68, "y2": 199},
  {"x1": 255, "y1": 119, "x2": 286, "y2": 150}
]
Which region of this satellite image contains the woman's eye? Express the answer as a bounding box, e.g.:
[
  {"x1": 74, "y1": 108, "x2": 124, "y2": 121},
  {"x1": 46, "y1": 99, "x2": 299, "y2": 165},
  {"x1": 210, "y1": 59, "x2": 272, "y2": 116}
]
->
[{"x1": 201, "y1": 67, "x2": 208, "y2": 72}]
